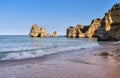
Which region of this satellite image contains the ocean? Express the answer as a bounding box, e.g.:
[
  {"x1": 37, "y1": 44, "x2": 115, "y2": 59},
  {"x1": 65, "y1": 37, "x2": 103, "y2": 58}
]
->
[{"x1": 0, "y1": 35, "x2": 99, "y2": 60}]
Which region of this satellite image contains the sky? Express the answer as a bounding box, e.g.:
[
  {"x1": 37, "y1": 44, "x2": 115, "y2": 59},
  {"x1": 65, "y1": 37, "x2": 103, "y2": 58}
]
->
[{"x1": 0, "y1": 0, "x2": 120, "y2": 35}]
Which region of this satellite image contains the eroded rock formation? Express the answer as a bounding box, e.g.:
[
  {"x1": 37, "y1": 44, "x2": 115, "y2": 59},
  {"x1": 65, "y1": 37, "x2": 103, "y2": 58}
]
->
[
  {"x1": 29, "y1": 24, "x2": 59, "y2": 37},
  {"x1": 97, "y1": 3, "x2": 120, "y2": 41},
  {"x1": 86, "y1": 18, "x2": 102, "y2": 38},
  {"x1": 66, "y1": 18, "x2": 102, "y2": 38},
  {"x1": 52, "y1": 31, "x2": 59, "y2": 37},
  {"x1": 46, "y1": 33, "x2": 51, "y2": 37},
  {"x1": 29, "y1": 24, "x2": 40, "y2": 37},
  {"x1": 39, "y1": 27, "x2": 47, "y2": 37},
  {"x1": 29, "y1": 24, "x2": 47, "y2": 37},
  {"x1": 67, "y1": 3, "x2": 120, "y2": 41}
]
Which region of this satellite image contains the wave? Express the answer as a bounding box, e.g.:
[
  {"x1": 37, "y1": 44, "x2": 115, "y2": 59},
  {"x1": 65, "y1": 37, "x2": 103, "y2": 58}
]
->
[
  {"x1": 0, "y1": 48, "x2": 43, "y2": 54},
  {"x1": 1, "y1": 50, "x2": 48, "y2": 60},
  {"x1": 111, "y1": 41, "x2": 120, "y2": 44},
  {"x1": 1, "y1": 42, "x2": 99, "y2": 60}
]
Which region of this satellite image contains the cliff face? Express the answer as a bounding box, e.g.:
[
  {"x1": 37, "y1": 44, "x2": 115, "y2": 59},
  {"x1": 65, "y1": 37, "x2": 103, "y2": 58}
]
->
[
  {"x1": 66, "y1": 24, "x2": 87, "y2": 38},
  {"x1": 66, "y1": 3, "x2": 120, "y2": 41},
  {"x1": 97, "y1": 3, "x2": 120, "y2": 41},
  {"x1": 29, "y1": 24, "x2": 59, "y2": 37},
  {"x1": 66, "y1": 18, "x2": 101, "y2": 38},
  {"x1": 86, "y1": 18, "x2": 102, "y2": 38}
]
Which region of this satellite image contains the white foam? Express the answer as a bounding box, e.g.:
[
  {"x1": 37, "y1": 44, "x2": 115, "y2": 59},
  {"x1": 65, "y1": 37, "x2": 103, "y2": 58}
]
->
[
  {"x1": 1, "y1": 42, "x2": 99, "y2": 60},
  {"x1": 111, "y1": 41, "x2": 120, "y2": 44},
  {"x1": 64, "y1": 42, "x2": 99, "y2": 50},
  {"x1": 1, "y1": 50, "x2": 49, "y2": 60}
]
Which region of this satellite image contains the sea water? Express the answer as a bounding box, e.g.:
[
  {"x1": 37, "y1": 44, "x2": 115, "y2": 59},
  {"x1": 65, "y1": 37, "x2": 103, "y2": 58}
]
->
[{"x1": 0, "y1": 35, "x2": 99, "y2": 60}]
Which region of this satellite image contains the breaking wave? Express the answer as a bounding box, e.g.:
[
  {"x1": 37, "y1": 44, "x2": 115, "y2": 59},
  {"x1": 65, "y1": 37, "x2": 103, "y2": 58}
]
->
[
  {"x1": 1, "y1": 50, "x2": 47, "y2": 60},
  {"x1": 1, "y1": 42, "x2": 99, "y2": 60}
]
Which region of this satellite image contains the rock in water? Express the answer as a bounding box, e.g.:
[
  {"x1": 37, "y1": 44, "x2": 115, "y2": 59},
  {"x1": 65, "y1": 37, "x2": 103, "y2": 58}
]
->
[
  {"x1": 46, "y1": 33, "x2": 51, "y2": 37},
  {"x1": 97, "y1": 3, "x2": 120, "y2": 41},
  {"x1": 39, "y1": 27, "x2": 47, "y2": 37},
  {"x1": 52, "y1": 31, "x2": 59, "y2": 37},
  {"x1": 29, "y1": 24, "x2": 59, "y2": 38},
  {"x1": 66, "y1": 26, "x2": 78, "y2": 38},
  {"x1": 29, "y1": 24, "x2": 47, "y2": 38},
  {"x1": 66, "y1": 24, "x2": 88, "y2": 38},
  {"x1": 29, "y1": 24, "x2": 40, "y2": 37},
  {"x1": 66, "y1": 19, "x2": 101, "y2": 38}
]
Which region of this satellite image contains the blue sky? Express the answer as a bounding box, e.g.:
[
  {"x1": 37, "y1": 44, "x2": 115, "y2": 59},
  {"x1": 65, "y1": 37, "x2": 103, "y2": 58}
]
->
[{"x1": 0, "y1": 0, "x2": 119, "y2": 35}]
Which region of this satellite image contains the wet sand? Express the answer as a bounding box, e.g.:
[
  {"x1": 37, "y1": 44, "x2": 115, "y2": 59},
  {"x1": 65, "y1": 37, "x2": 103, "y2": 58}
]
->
[{"x1": 0, "y1": 43, "x2": 120, "y2": 78}]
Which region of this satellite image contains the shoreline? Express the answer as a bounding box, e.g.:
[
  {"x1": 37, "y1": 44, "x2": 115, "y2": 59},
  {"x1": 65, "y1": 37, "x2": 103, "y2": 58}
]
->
[{"x1": 0, "y1": 43, "x2": 120, "y2": 78}]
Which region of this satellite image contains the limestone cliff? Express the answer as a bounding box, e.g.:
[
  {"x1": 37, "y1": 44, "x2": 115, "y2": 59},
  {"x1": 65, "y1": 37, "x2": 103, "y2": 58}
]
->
[
  {"x1": 97, "y1": 3, "x2": 120, "y2": 41},
  {"x1": 67, "y1": 3, "x2": 120, "y2": 41},
  {"x1": 66, "y1": 24, "x2": 86, "y2": 38},
  {"x1": 86, "y1": 18, "x2": 102, "y2": 38},
  {"x1": 66, "y1": 18, "x2": 101, "y2": 38}
]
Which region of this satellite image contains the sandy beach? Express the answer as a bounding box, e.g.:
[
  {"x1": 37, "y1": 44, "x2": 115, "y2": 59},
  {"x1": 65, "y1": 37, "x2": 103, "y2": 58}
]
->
[{"x1": 0, "y1": 43, "x2": 120, "y2": 78}]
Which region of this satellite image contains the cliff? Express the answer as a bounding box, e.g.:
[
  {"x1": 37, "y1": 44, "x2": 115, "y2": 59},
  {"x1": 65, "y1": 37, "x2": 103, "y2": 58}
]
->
[
  {"x1": 97, "y1": 3, "x2": 120, "y2": 41},
  {"x1": 66, "y1": 3, "x2": 120, "y2": 41},
  {"x1": 66, "y1": 24, "x2": 87, "y2": 38},
  {"x1": 86, "y1": 18, "x2": 102, "y2": 38},
  {"x1": 66, "y1": 18, "x2": 102, "y2": 38}
]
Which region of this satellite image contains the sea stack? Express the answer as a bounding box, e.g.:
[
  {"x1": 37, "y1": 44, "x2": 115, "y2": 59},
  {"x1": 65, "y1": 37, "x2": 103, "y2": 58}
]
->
[
  {"x1": 39, "y1": 27, "x2": 47, "y2": 37},
  {"x1": 52, "y1": 31, "x2": 59, "y2": 37},
  {"x1": 29, "y1": 24, "x2": 40, "y2": 37},
  {"x1": 29, "y1": 24, "x2": 59, "y2": 38},
  {"x1": 29, "y1": 24, "x2": 47, "y2": 37},
  {"x1": 46, "y1": 33, "x2": 51, "y2": 37}
]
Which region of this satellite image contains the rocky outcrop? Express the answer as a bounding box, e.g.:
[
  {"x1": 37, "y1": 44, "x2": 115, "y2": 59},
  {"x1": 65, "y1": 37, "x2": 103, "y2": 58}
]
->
[
  {"x1": 29, "y1": 24, "x2": 40, "y2": 37},
  {"x1": 39, "y1": 27, "x2": 47, "y2": 37},
  {"x1": 67, "y1": 3, "x2": 120, "y2": 41},
  {"x1": 66, "y1": 18, "x2": 102, "y2": 38},
  {"x1": 66, "y1": 24, "x2": 89, "y2": 38},
  {"x1": 97, "y1": 3, "x2": 120, "y2": 41},
  {"x1": 29, "y1": 24, "x2": 47, "y2": 37},
  {"x1": 46, "y1": 33, "x2": 51, "y2": 37},
  {"x1": 29, "y1": 24, "x2": 59, "y2": 37},
  {"x1": 86, "y1": 18, "x2": 102, "y2": 38},
  {"x1": 66, "y1": 26, "x2": 78, "y2": 38},
  {"x1": 52, "y1": 31, "x2": 59, "y2": 37}
]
